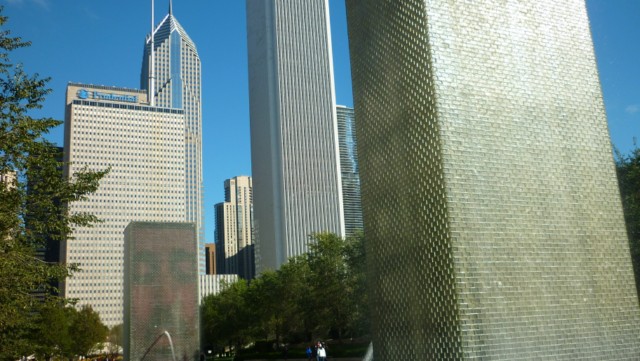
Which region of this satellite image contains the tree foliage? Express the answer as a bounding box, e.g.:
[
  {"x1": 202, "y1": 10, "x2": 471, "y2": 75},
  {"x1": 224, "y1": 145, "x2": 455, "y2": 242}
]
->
[
  {"x1": 0, "y1": 7, "x2": 108, "y2": 358},
  {"x1": 201, "y1": 232, "x2": 369, "y2": 352},
  {"x1": 30, "y1": 302, "x2": 107, "y2": 360},
  {"x1": 68, "y1": 305, "x2": 109, "y2": 358},
  {"x1": 616, "y1": 143, "x2": 640, "y2": 295}
]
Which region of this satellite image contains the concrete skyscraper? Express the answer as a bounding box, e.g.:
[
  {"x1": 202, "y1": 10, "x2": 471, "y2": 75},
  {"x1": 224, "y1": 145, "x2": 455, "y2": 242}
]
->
[
  {"x1": 141, "y1": 5, "x2": 204, "y2": 273},
  {"x1": 246, "y1": 0, "x2": 344, "y2": 273},
  {"x1": 62, "y1": 83, "x2": 185, "y2": 327},
  {"x1": 346, "y1": 0, "x2": 640, "y2": 359},
  {"x1": 336, "y1": 105, "x2": 363, "y2": 237},
  {"x1": 215, "y1": 176, "x2": 254, "y2": 279}
]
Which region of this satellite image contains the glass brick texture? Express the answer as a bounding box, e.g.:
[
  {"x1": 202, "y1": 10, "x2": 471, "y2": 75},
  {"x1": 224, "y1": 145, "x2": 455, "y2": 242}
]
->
[
  {"x1": 124, "y1": 222, "x2": 200, "y2": 361},
  {"x1": 346, "y1": 0, "x2": 640, "y2": 360}
]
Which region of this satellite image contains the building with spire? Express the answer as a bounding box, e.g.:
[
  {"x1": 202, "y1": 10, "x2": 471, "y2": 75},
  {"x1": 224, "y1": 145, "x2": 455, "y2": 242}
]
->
[
  {"x1": 141, "y1": 3, "x2": 204, "y2": 273},
  {"x1": 246, "y1": 0, "x2": 345, "y2": 273}
]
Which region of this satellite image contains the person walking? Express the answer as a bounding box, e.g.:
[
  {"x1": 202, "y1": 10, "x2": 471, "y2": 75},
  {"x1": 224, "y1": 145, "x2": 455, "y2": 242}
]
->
[
  {"x1": 317, "y1": 343, "x2": 327, "y2": 361},
  {"x1": 306, "y1": 345, "x2": 313, "y2": 361}
]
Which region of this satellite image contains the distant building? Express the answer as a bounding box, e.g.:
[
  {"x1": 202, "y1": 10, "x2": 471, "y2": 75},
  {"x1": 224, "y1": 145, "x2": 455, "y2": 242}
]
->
[
  {"x1": 141, "y1": 5, "x2": 204, "y2": 274},
  {"x1": 62, "y1": 83, "x2": 185, "y2": 327},
  {"x1": 205, "y1": 243, "x2": 216, "y2": 275},
  {"x1": 336, "y1": 106, "x2": 363, "y2": 237},
  {"x1": 0, "y1": 171, "x2": 15, "y2": 188},
  {"x1": 215, "y1": 176, "x2": 254, "y2": 279},
  {"x1": 123, "y1": 222, "x2": 199, "y2": 361},
  {"x1": 247, "y1": 0, "x2": 344, "y2": 273},
  {"x1": 0, "y1": 170, "x2": 16, "y2": 240},
  {"x1": 199, "y1": 274, "x2": 239, "y2": 302}
]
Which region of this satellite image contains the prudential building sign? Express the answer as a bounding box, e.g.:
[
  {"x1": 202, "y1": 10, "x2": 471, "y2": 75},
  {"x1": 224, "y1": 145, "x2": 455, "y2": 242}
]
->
[{"x1": 77, "y1": 89, "x2": 138, "y2": 103}]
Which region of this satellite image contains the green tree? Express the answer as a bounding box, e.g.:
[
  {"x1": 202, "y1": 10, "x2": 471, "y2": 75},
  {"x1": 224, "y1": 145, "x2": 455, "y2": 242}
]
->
[
  {"x1": 201, "y1": 233, "x2": 371, "y2": 353},
  {"x1": 202, "y1": 279, "x2": 251, "y2": 352},
  {"x1": 31, "y1": 299, "x2": 74, "y2": 361},
  {"x1": 343, "y1": 231, "x2": 370, "y2": 336},
  {"x1": 0, "y1": 8, "x2": 108, "y2": 358},
  {"x1": 248, "y1": 257, "x2": 312, "y2": 343},
  {"x1": 66, "y1": 305, "x2": 109, "y2": 358},
  {"x1": 305, "y1": 233, "x2": 357, "y2": 340},
  {"x1": 616, "y1": 143, "x2": 640, "y2": 295}
]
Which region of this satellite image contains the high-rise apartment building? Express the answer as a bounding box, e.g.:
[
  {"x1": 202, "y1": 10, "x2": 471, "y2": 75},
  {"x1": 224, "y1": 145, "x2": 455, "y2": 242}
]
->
[
  {"x1": 336, "y1": 105, "x2": 363, "y2": 237},
  {"x1": 346, "y1": 0, "x2": 640, "y2": 359},
  {"x1": 141, "y1": 6, "x2": 204, "y2": 273},
  {"x1": 214, "y1": 176, "x2": 254, "y2": 279},
  {"x1": 246, "y1": 0, "x2": 344, "y2": 273},
  {"x1": 62, "y1": 83, "x2": 185, "y2": 327}
]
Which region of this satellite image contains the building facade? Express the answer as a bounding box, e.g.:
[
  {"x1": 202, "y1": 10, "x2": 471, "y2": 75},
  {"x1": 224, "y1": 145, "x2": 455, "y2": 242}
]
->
[
  {"x1": 215, "y1": 176, "x2": 254, "y2": 279},
  {"x1": 124, "y1": 222, "x2": 199, "y2": 361},
  {"x1": 205, "y1": 243, "x2": 216, "y2": 275},
  {"x1": 246, "y1": 0, "x2": 344, "y2": 273},
  {"x1": 336, "y1": 105, "x2": 363, "y2": 237},
  {"x1": 62, "y1": 83, "x2": 185, "y2": 327},
  {"x1": 199, "y1": 274, "x2": 239, "y2": 302},
  {"x1": 141, "y1": 7, "x2": 204, "y2": 273},
  {"x1": 346, "y1": 0, "x2": 640, "y2": 359}
]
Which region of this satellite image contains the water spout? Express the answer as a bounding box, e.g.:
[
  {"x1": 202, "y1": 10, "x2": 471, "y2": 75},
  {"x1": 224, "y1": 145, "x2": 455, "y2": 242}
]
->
[
  {"x1": 139, "y1": 330, "x2": 177, "y2": 361},
  {"x1": 362, "y1": 342, "x2": 373, "y2": 361}
]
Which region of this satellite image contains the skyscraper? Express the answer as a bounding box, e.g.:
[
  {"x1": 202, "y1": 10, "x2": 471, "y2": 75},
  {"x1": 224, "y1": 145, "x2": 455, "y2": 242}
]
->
[
  {"x1": 346, "y1": 0, "x2": 640, "y2": 359},
  {"x1": 214, "y1": 176, "x2": 254, "y2": 279},
  {"x1": 246, "y1": 0, "x2": 344, "y2": 273},
  {"x1": 141, "y1": 5, "x2": 204, "y2": 273},
  {"x1": 62, "y1": 83, "x2": 185, "y2": 327},
  {"x1": 336, "y1": 105, "x2": 363, "y2": 237}
]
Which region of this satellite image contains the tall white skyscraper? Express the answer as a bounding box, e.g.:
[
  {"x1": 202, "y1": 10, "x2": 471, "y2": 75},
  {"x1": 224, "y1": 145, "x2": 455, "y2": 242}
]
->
[
  {"x1": 141, "y1": 6, "x2": 204, "y2": 273},
  {"x1": 62, "y1": 83, "x2": 186, "y2": 327},
  {"x1": 246, "y1": 0, "x2": 345, "y2": 273}
]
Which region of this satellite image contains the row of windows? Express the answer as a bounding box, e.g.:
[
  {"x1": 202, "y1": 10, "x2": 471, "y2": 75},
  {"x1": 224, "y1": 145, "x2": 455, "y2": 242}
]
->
[
  {"x1": 73, "y1": 100, "x2": 184, "y2": 114},
  {"x1": 72, "y1": 118, "x2": 183, "y2": 131}
]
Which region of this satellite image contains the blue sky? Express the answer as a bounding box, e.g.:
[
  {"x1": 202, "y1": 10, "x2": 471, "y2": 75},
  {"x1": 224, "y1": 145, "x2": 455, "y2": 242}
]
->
[{"x1": 4, "y1": 0, "x2": 639, "y2": 244}]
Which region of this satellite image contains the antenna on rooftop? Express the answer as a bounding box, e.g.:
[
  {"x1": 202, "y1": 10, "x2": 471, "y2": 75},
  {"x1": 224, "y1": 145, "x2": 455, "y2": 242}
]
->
[{"x1": 149, "y1": 0, "x2": 156, "y2": 107}]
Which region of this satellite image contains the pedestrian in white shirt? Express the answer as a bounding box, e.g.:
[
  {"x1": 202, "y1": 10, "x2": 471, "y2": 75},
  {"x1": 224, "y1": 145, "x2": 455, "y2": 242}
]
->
[{"x1": 317, "y1": 343, "x2": 327, "y2": 361}]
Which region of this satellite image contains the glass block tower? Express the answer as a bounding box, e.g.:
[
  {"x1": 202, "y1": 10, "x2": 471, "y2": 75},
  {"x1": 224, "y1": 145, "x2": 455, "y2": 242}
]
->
[
  {"x1": 123, "y1": 222, "x2": 199, "y2": 361},
  {"x1": 246, "y1": 0, "x2": 345, "y2": 273},
  {"x1": 346, "y1": 0, "x2": 640, "y2": 359},
  {"x1": 336, "y1": 105, "x2": 363, "y2": 237},
  {"x1": 141, "y1": 6, "x2": 204, "y2": 273}
]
